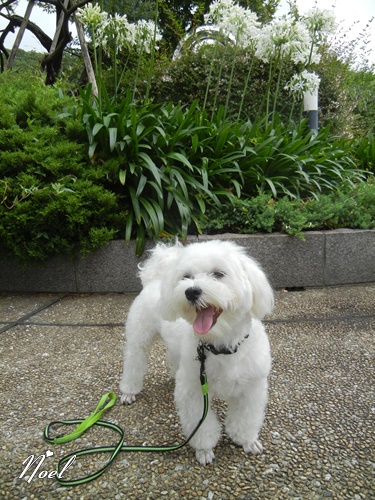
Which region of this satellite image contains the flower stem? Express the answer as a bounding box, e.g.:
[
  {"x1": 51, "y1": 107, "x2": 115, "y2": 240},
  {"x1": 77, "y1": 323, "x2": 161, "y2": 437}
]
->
[
  {"x1": 237, "y1": 53, "x2": 255, "y2": 121},
  {"x1": 145, "y1": 0, "x2": 158, "y2": 103},
  {"x1": 224, "y1": 43, "x2": 239, "y2": 120},
  {"x1": 272, "y1": 59, "x2": 283, "y2": 125},
  {"x1": 133, "y1": 55, "x2": 142, "y2": 101},
  {"x1": 204, "y1": 41, "x2": 219, "y2": 113},
  {"x1": 211, "y1": 56, "x2": 224, "y2": 121}
]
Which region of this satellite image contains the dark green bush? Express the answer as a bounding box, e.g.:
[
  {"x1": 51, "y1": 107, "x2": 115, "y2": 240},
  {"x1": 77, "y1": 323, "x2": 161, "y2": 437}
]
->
[
  {"x1": 198, "y1": 177, "x2": 375, "y2": 238},
  {"x1": 351, "y1": 132, "x2": 375, "y2": 173},
  {"x1": 0, "y1": 72, "x2": 125, "y2": 263},
  {"x1": 0, "y1": 72, "x2": 72, "y2": 128},
  {"x1": 142, "y1": 47, "x2": 296, "y2": 124},
  {"x1": 0, "y1": 177, "x2": 123, "y2": 263},
  {"x1": 144, "y1": 45, "x2": 375, "y2": 138}
]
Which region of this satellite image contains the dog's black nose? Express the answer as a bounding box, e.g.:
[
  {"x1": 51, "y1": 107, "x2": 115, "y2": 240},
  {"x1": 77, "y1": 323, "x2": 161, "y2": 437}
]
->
[{"x1": 185, "y1": 286, "x2": 202, "y2": 302}]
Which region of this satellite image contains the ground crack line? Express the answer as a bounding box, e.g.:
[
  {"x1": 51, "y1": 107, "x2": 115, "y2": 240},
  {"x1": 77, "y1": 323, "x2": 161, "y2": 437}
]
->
[{"x1": 0, "y1": 295, "x2": 67, "y2": 334}]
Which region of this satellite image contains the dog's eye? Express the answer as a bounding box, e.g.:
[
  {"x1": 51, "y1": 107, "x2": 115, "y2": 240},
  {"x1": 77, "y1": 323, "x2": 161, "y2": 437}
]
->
[
  {"x1": 183, "y1": 274, "x2": 193, "y2": 280},
  {"x1": 212, "y1": 271, "x2": 225, "y2": 279}
]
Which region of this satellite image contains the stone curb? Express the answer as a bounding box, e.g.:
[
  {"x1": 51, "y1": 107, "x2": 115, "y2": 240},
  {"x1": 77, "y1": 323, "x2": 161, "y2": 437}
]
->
[{"x1": 0, "y1": 229, "x2": 374, "y2": 293}]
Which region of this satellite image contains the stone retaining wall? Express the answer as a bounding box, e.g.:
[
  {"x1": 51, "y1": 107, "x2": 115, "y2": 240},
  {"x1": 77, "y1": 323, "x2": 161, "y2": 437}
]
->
[{"x1": 1, "y1": 229, "x2": 374, "y2": 292}]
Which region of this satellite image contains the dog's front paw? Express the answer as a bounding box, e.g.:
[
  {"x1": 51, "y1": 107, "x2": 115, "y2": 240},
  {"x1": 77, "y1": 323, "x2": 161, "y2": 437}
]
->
[
  {"x1": 120, "y1": 393, "x2": 137, "y2": 405},
  {"x1": 243, "y1": 439, "x2": 263, "y2": 455},
  {"x1": 195, "y1": 449, "x2": 215, "y2": 466}
]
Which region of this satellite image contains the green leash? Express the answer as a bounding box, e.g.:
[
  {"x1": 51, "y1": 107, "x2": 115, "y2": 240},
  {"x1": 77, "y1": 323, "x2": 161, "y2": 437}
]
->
[{"x1": 44, "y1": 343, "x2": 209, "y2": 486}]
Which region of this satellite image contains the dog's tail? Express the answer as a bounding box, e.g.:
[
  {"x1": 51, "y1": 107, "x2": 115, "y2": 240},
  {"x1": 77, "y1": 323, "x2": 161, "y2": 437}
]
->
[{"x1": 138, "y1": 240, "x2": 183, "y2": 287}]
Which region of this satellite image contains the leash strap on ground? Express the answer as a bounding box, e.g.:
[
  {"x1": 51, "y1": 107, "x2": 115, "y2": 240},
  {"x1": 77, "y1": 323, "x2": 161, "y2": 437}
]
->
[{"x1": 44, "y1": 354, "x2": 209, "y2": 486}]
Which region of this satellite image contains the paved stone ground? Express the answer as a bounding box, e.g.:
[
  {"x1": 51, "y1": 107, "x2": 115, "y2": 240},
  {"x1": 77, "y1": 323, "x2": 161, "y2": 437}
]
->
[{"x1": 0, "y1": 285, "x2": 374, "y2": 499}]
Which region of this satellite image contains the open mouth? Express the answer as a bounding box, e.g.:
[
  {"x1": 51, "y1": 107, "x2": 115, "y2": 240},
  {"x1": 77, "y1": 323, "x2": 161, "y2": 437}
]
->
[{"x1": 193, "y1": 305, "x2": 223, "y2": 335}]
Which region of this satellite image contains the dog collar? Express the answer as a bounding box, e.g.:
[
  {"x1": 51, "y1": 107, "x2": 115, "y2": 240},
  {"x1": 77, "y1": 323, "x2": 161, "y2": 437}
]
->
[{"x1": 199, "y1": 334, "x2": 250, "y2": 356}]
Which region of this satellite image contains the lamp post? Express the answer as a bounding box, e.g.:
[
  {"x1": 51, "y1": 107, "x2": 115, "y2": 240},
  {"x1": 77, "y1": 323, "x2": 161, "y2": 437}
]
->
[{"x1": 304, "y1": 90, "x2": 318, "y2": 132}]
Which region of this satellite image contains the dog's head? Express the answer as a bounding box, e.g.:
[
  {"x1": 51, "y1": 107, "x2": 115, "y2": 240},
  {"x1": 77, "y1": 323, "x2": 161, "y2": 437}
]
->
[{"x1": 159, "y1": 240, "x2": 274, "y2": 341}]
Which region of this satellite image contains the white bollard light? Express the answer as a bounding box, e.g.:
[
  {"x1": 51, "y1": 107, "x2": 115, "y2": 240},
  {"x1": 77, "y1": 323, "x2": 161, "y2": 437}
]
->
[{"x1": 304, "y1": 90, "x2": 318, "y2": 131}]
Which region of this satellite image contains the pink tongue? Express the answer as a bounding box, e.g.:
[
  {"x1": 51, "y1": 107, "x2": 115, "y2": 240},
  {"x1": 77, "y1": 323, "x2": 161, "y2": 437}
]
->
[{"x1": 193, "y1": 306, "x2": 215, "y2": 335}]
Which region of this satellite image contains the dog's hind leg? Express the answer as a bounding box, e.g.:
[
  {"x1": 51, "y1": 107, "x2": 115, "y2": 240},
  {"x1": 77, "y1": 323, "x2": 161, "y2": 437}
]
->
[{"x1": 120, "y1": 286, "x2": 161, "y2": 404}]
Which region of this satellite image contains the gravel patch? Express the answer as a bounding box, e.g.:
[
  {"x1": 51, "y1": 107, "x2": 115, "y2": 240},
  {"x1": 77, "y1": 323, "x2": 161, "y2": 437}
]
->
[{"x1": 0, "y1": 287, "x2": 374, "y2": 499}]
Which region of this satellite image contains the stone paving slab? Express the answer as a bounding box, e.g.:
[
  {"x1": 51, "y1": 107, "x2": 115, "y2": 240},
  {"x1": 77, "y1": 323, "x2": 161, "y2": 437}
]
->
[
  {"x1": 272, "y1": 285, "x2": 375, "y2": 321},
  {"x1": 0, "y1": 286, "x2": 374, "y2": 499},
  {"x1": 0, "y1": 294, "x2": 61, "y2": 323},
  {"x1": 27, "y1": 294, "x2": 134, "y2": 326}
]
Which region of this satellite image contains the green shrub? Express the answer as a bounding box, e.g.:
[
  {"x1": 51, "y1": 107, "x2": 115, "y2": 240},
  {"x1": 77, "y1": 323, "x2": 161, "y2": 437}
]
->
[
  {"x1": 351, "y1": 132, "x2": 375, "y2": 172},
  {"x1": 147, "y1": 44, "x2": 375, "y2": 138},
  {"x1": 198, "y1": 177, "x2": 375, "y2": 237},
  {"x1": 0, "y1": 176, "x2": 124, "y2": 263},
  {"x1": 148, "y1": 47, "x2": 287, "y2": 123},
  {"x1": 0, "y1": 72, "x2": 73, "y2": 128},
  {"x1": 0, "y1": 72, "x2": 125, "y2": 263}
]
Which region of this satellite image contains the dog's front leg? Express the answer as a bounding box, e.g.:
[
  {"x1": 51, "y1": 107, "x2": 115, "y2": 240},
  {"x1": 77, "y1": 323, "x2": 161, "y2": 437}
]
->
[
  {"x1": 120, "y1": 340, "x2": 149, "y2": 404},
  {"x1": 119, "y1": 292, "x2": 160, "y2": 404},
  {"x1": 174, "y1": 365, "x2": 221, "y2": 466},
  {"x1": 225, "y1": 378, "x2": 268, "y2": 455}
]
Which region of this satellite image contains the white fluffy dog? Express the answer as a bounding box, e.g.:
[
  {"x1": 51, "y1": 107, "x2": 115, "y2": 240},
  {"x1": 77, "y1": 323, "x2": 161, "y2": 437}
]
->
[{"x1": 119, "y1": 239, "x2": 274, "y2": 465}]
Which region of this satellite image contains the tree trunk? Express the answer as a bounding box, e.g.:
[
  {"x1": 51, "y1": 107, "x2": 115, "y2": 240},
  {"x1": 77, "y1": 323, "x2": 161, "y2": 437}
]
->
[
  {"x1": 50, "y1": 0, "x2": 70, "y2": 53},
  {"x1": 41, "y1": 0, "x2": 72, "y2": 84},
  {"x1": 74, "y1": 14, "x2": 98, "y2": 96},
  {"x1": 6, "y1": 0, "x2": 35, "y2": 69}
]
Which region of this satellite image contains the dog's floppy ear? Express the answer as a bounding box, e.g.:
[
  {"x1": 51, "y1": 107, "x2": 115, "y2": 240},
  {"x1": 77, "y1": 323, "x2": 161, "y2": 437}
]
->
[
  {"x1": 138, "y1": 240, "x2": 183, "y2": 287},
  {"x1": 239, "y1": 253, "x2": 274, "y2": 319}
]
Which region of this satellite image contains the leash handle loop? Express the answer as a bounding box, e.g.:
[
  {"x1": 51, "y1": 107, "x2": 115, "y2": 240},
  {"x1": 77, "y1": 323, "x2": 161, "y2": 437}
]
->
[{"x1": 44, "y1": 392, "x2": 116, "y2": 445}]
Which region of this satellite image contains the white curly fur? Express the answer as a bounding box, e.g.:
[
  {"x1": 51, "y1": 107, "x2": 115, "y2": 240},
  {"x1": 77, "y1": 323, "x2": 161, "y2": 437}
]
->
[{"x1": 119, "y1": 239, "x2": 274, "y2": 465}]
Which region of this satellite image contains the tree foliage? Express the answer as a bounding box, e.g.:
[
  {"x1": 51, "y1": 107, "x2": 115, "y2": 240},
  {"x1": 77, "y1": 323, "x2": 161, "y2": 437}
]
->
[{"x1": 157, "y1": 0, "x2": 280, "y2": 53}]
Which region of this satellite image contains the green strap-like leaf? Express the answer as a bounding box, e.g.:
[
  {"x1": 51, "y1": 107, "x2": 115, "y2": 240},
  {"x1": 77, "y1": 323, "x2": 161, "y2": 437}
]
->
[
  {"x1": 129, "y1": 186, "x2": 141, "y2": 224},
  {"x1": 109, "y1": 128, "x2": 118, "y2": 152},
  {"x1": 139, "y1": 152, "x2": 162, "y2": 187},
  {"x1": 119, "y1": 169, "x2": 126, "y2": 186},
  {"x1": 166, "y1": 152, "x2": 194, "y2": 171}
]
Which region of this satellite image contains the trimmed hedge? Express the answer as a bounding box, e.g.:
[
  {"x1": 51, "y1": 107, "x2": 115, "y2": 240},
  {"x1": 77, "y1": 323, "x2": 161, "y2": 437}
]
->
[{"x1": 197, "y1": 179, "x2": 375, "y2": 237}]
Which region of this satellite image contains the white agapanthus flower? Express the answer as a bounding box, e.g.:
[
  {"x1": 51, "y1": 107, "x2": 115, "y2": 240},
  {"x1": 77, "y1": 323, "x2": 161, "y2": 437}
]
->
[
  {"x1": 97, "y1": 14, "x2": 136, "y2": 53},
  {"x1": 76, "y1": 3, "x2": 108, "y2": 29},
  {"x1": 255, "y1": 17, "x2": 314, "y2": 65},
  {"x1": 302, "y1": 7, "x2": 336, "y2": 43},
  {"x1": 134, "y1": 20, "x2": 163, "y2": 54},
  {"x1": 76, "y1": 6, "x2": 162, "y2": 56},
  {"x1": 204, "y1": 0, "x2": 260, "y2": 50},
  {"x1": 284, "y1": 70, "x2": 321, "y2": 99}
]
